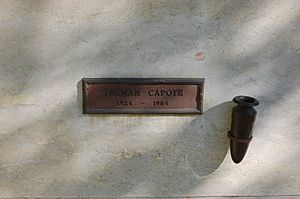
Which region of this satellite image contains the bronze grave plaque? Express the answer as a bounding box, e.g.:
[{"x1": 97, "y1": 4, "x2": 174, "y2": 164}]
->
[{"x1": 82, "y1": 78, "x2": 204, "y2": 114}]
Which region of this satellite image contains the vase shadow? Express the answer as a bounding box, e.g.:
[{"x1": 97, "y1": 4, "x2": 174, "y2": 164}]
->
[{"x1": 183, "y1": 101, "x2": 233, "y2": 176}]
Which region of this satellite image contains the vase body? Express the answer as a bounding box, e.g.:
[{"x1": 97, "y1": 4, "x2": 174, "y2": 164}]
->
[{"x1": 229, "y1": 96, "x2": 259, "y2": 163}]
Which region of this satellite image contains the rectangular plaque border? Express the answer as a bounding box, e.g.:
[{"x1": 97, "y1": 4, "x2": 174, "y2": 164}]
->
[{"x1": 82, "y1": 78, "x2": 204, "y2": 114}]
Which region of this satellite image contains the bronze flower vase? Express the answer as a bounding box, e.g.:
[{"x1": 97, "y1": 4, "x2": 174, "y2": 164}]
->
[{"x1": 228, "y1": 96, "x2": 259, "y2": 163}]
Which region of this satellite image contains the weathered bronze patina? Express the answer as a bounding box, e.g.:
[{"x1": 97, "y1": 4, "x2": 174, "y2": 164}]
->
[
  {"x1": 228, "y1": 96, "x2": 259, "y2": 163},
  {"x1": 82, "y1": 78, "x2": 204, "y2": 114}
]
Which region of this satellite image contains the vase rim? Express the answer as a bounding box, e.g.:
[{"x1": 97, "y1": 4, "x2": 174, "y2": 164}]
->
[{"x1": 233, "y1": 95, "x2": 259, "y2": 106}]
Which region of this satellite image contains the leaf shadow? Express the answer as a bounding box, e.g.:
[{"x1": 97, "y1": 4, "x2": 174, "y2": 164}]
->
[{"x1": 63, "y1": 101, "x2": 233, "y2": 197}]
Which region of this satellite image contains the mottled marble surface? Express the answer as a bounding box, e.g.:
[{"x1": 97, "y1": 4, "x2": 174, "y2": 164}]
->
[{"x1": 0, "y1": 0, "x2": 299, "y2": 197}]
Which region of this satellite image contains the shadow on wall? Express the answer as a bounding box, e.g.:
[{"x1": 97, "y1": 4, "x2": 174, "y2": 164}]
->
[
  {"x1": 0, "y1": 86, "x2": 233, "y2": 196},
  {"x1": 71, "y1": 85, "x2": 233, "y2": 196}
]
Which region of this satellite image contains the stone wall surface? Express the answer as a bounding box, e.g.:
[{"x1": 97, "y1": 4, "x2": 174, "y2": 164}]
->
[{"x1": 0, "y1": 0, "x2": 299, "y2": 197}]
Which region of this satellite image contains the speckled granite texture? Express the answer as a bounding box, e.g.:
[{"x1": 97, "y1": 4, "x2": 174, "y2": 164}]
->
[{"x1": 0, "y1": 0, "x2": 299, "y2": 197}]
